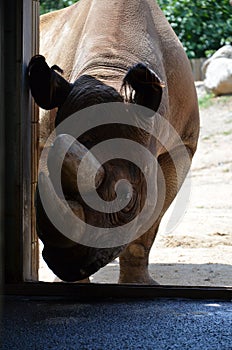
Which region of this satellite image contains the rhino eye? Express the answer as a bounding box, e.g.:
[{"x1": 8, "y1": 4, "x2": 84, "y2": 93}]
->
[{"x1": 115, "y1": 179, "x2": 133, "y2": 205}]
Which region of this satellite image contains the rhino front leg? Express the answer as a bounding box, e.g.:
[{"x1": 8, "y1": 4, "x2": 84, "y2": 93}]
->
[
  {"x1": 119, "y1": 145, "x2": 193, "y2": 284},
  {"x1": 119, "y1": 224, "x2": 160, "y2": 284}
]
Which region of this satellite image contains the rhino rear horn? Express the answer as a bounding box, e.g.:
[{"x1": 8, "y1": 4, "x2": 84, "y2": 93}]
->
[
  {"x1": 121, "y1": 63, "x2": 165, "y2": 112},
  {"x1": 28, "y1": 55, "x2": 72, "y2": 110}
]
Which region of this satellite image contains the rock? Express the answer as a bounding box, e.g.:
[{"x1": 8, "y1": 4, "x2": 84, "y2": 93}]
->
[
  {"x1": 202, "y1": 45, "x2": 232, "y2": 96},
  {"x1": 195, "y1": 81, "x2": 208, "y2": 99}
]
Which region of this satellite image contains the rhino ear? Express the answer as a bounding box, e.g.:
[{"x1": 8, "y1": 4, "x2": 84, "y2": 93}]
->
[
  {"x1": 121, "y1": 63, "x2": 165, "y2": 112},
  {"x1": 28, "y1": 55, "x2": 72, "y2": 110}
]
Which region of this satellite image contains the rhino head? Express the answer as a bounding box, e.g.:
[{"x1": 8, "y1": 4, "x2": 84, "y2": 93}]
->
[{"x1": 28, "y1": 55, "x2": 165, "y2": 281}]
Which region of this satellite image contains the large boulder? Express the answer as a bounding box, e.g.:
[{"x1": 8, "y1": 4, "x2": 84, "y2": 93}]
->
[{"x1": 202, "y1": 45, "x2": 232, "y2": 96}]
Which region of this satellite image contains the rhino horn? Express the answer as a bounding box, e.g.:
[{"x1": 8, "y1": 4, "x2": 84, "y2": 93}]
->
[
  {"x1": 47, "y1": 134, "x2": 105, "y2": 195},
  {"x1": 37, "y1": 171, "x2": 86, "y2": 247}
]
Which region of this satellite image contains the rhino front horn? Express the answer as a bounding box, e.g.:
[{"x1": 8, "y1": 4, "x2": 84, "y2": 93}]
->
[
  {"x1": 47, "y1": 134, "x2": 105, "y2": 195},
  {"x1": 37, "y1": 171, "x2": 86, "y2": 247}
]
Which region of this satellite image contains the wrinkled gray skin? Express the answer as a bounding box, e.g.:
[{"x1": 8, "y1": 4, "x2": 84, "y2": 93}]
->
[{"x1": 29, "y1": 0, "x2": 199, "y2": 284}]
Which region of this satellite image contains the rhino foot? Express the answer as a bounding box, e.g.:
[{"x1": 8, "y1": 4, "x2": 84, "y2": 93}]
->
[{"x1": 118, "y1": 267, "x2": 159, "y2": 285}]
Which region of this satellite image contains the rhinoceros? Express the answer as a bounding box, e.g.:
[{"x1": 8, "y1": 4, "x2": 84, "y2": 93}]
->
[{"x1": 28, "y1": 0, "x2": 199, "y2": 284}]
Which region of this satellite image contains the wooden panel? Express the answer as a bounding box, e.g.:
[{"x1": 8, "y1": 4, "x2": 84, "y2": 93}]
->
[
  {"x1": 30, "y1": 0, "x2": 40, "y2": 281},
  {"x1": 31, "y1": 123, "x2": 39, "y2": 186},
  {"x1": 190, "y1": 58, "x2": 207, "y2": 81},
  {"x1": 31, "y1": 182, "x2": 39, "y2": 279},
  {"x1": 4, "y1": 0, "x2": 39, "y2": 283},
  {"x1": 0, "y1": 0, "x2": 4, "y2": 293},
  {"x1": 22, "y1": 0, "x2": 40, "y2": 281},
  {"x1": 4, "y1": 1, "x2": 23, "y2": 283}
]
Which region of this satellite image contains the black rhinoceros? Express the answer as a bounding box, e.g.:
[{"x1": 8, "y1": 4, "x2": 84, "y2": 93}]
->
[{"x1": 28, "y1": 0, "x2": 199, "y2": 284}]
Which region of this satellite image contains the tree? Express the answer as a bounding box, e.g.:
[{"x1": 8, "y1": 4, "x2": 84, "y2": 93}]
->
[
  {"x1": 157, "y1": 0, "x2": 232, "y2": 58},
  {"x1": 40, "y1": 0, "x2": 77, "y2": 15}
]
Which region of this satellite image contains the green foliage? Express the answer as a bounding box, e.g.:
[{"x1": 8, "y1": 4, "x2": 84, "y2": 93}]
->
[
  {"x1": 157, "y1": 0, "x2": 232, "y2": 58},
  {"x1": 198, "y1": 92, "x2": 214, "y2": 109},
  {"x1": 40, "y1": 0, "x2": 77, "y2": 15}
]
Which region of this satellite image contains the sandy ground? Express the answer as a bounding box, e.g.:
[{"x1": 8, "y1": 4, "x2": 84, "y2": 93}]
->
[{"x1": 39, "y1": 88, "x2": 232, "y2": 287}]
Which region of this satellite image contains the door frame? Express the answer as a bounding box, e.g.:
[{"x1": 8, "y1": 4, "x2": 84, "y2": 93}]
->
[
  {"x1": 2, "y1": 1, "x2": 231, "y2": 301},
  {"x1": 3, "y1": 0, "x2": 39, "y2": 283}
]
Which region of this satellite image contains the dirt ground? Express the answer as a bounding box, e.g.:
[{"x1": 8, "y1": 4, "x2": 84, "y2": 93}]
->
[{"x1": 39, "y1": 87, "x2": 232, "y2": 287}]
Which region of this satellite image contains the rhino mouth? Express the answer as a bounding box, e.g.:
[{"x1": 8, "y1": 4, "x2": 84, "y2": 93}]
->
[{"x1": 36, "y1": 170, "x2": 130, "y2": 281}]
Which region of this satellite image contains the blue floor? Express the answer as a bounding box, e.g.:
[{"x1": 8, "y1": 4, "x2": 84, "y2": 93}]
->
[{"x1": 1, "y1": 298, "x2": 232, "y2": 349}]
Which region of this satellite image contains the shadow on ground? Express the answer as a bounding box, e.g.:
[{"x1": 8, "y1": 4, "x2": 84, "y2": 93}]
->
[{"x1": 72, "y1": 262, "x2": 231, "y2": 287}]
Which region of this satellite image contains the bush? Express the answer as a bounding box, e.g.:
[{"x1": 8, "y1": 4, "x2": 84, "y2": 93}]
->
[
  {"x1": 157, "y1": 0, "x2": 232, "y2": 58},
  {"x1": 40, "y1": 0, "x2": 77, "y2": 15}
]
